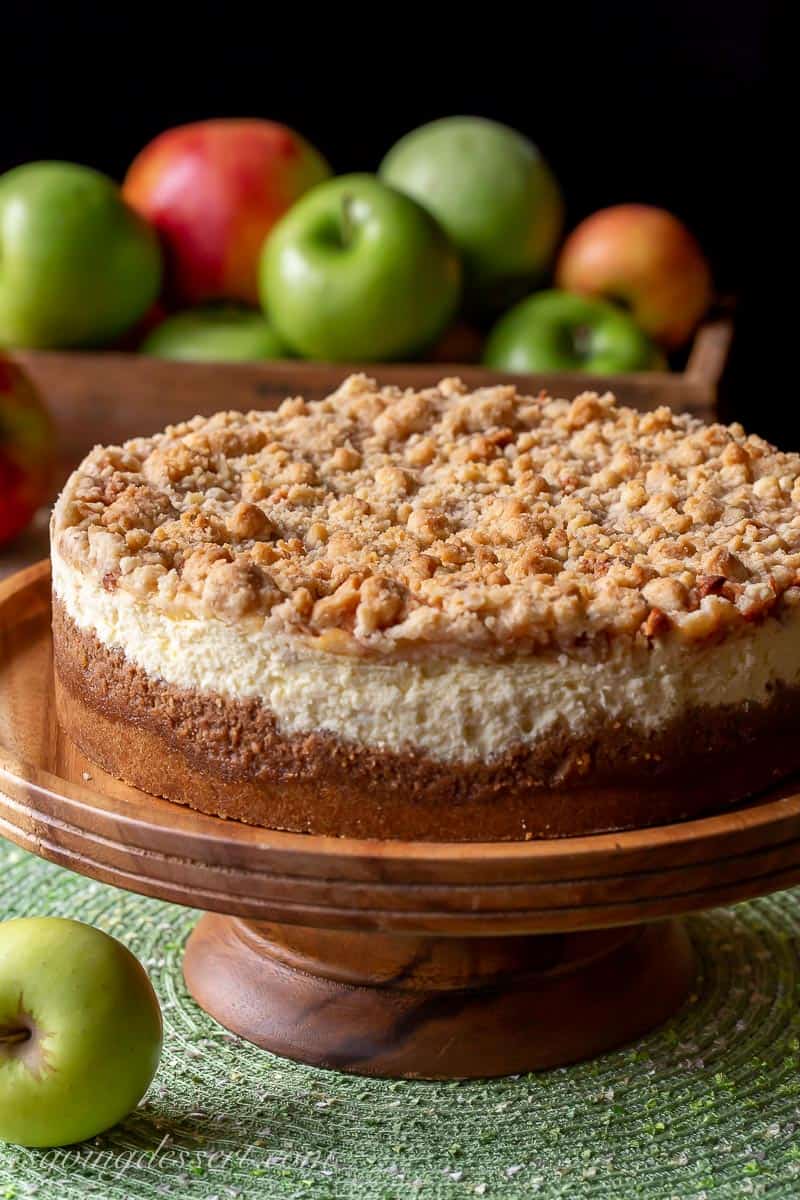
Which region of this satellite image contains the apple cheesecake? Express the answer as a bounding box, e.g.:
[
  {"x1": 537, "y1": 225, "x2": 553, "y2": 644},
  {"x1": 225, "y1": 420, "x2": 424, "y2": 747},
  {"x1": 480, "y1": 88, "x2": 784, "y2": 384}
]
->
[{"x1": 51, "y1": 375, "x2": 800, "y2": 840}]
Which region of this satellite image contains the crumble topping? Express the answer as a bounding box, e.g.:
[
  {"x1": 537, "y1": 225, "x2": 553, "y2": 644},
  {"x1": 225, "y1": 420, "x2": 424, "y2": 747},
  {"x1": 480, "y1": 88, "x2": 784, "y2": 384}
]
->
[{"x1": 52, "y1": 374, "x2": 800, "y2": 656}]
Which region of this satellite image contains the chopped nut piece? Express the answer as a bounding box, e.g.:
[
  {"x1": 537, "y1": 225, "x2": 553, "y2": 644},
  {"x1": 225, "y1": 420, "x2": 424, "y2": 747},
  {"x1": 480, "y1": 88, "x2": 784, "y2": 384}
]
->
[
  {"x1": 355, "y1": 576, "x2": 406, "y2": 635},
  {"x1": 312, "y1": 577, "x2": 362, "y2": 627},
  {"x1": 703, "y1": 546, "x2": 750, "y2": 581},
  {"x1": 329, "y1": 445, "x2": 361, "y2": 471},
  {"x1": 227, "y1": 501, "x2": 272, "y2": 540},
  {"x1": 642, "y1": 607, "x2": 671, "y2": 637},
  {"x1": 642, "y1": 578, "x2": 690, "y2": 612},
  {"x1": 306, "y1": 522, "x2": 329, "y2": 547},
  {"x1": 696, "y1": 575, "x2": 727, "y2": 599}
]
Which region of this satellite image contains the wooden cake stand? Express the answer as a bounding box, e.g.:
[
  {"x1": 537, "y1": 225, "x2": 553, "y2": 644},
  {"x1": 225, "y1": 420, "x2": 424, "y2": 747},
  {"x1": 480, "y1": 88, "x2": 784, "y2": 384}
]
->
[{"x1": 3, "y1": 562, "x2": 800, "y2": 1079}]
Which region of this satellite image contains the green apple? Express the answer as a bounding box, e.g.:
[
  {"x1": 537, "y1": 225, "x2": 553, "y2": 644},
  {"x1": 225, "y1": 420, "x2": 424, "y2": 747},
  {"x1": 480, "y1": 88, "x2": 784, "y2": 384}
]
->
[
  {"x1": 0, "y1": 916, "x2": 162, "y2": 1147},
  {"x1": 483, "y1": 289, "x2": 665, "y2": 373},
  {"x1": 260, "y1": 174, "x2": 461, "y2": 361},
  {"x1": 0, "y1": 162, "x2": 163, "y2": 349},
  {"x1": 380, "y1": 117, "x2": 564, "y2": 311},
  {"x1": 141, "y1": 305, "x2": 289, "y2": 362}
]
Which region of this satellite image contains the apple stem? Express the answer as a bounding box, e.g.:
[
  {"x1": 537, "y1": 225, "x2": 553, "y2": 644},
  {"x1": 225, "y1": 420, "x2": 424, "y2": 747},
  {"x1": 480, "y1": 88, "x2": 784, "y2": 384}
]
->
[{"x1": 0, "y1": 1027, "x2": 31, "y2": 1046}]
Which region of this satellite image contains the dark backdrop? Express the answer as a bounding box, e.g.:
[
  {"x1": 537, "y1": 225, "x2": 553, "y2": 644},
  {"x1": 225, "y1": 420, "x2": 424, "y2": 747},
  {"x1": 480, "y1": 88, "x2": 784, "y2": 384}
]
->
[{"x1": 2, "y1": 2, "x2": 776, "y2": 434}]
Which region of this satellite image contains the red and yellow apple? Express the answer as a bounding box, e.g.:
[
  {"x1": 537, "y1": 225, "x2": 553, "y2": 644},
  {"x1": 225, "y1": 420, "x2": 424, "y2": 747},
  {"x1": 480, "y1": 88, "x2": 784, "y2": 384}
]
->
[
  {"x1": 0, "y1": 356, "x2": 54, "y2": 546},
  {"x1": 123, "y1": 119, "x2": 331, "y2": 307},
  {"x1": 556, "y1": 204, "x2": 713, "y2": 349}
]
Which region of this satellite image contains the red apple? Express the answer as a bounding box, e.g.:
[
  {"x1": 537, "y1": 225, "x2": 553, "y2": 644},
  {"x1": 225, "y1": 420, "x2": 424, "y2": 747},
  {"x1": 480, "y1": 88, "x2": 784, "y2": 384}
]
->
[
  {"x1": 0, "y1": 356, "x2": 54, "y2": 546},
  {"x1": 123, "y1": 119, "x2": 331, "y2": 306},
  {"x1": 556, "y1": 204, "x2": 713, "y2": 349}
]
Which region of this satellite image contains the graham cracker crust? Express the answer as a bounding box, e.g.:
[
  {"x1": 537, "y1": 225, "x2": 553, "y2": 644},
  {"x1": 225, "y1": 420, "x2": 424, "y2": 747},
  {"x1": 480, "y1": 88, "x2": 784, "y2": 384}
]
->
[{"x1": 52, "y1": 601, "x2": 800, "y2": 841}]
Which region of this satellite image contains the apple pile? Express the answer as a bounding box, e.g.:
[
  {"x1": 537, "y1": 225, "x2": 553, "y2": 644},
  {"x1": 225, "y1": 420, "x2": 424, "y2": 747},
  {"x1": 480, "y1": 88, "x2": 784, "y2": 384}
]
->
[{"x1": 0, "y1": 116, "x2": 713, "y2": 372}]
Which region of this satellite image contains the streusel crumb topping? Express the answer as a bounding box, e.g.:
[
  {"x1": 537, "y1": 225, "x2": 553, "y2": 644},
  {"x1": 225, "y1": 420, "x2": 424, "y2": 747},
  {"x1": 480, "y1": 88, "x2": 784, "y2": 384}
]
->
[{"x1": 53, "y1": 375, "x2": 800, "y2": 657}]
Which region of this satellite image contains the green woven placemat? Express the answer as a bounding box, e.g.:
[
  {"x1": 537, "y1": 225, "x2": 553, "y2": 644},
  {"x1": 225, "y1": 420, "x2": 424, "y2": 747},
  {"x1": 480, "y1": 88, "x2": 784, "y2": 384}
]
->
[{"x1": 2, "y1": 838, "x2": 800, "y2": 1200}]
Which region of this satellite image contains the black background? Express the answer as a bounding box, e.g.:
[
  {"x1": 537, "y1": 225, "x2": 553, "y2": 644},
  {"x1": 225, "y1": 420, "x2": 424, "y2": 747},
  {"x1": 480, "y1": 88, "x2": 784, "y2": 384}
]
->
[{"x1": 2, "y1": 2, "x2": 776, "y2": 436}]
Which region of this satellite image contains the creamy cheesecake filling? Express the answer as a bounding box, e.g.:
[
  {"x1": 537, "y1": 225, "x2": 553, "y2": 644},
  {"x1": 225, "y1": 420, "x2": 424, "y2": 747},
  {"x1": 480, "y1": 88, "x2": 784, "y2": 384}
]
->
[{"x1": 52, "y1": 545, "x2": 800, "y2": 764}]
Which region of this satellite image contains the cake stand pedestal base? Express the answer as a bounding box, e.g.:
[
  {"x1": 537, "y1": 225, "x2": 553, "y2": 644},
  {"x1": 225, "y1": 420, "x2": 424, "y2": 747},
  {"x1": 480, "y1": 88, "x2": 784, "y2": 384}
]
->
[{"x1": 183, "y1": 915, "x2": 695, "y2": 1079}]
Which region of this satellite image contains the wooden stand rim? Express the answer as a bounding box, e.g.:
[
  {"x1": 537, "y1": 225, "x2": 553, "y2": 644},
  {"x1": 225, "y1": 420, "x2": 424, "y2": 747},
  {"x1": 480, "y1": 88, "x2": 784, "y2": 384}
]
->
[{"x1": 2, "y1": 561, "x2": 800, "y2": 934}]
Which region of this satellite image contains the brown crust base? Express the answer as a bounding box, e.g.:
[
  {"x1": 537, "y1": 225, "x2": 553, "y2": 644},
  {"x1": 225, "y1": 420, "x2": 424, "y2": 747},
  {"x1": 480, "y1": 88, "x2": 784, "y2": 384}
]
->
[{"x1": 52, "y1": 600, "x2": 800, "y2": 841}]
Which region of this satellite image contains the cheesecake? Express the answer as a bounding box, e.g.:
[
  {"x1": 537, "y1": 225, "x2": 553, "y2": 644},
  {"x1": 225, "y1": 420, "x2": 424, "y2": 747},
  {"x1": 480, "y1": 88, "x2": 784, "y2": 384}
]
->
[{"x1": 51, "y1": 375, "x2": 800, "y2": 840}]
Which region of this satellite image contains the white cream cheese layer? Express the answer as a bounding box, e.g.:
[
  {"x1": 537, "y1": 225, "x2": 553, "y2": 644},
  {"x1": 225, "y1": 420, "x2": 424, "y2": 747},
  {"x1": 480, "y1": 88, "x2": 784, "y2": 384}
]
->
[{"x1": 53, "y1": 546, "x2": 800, "y2": 763}]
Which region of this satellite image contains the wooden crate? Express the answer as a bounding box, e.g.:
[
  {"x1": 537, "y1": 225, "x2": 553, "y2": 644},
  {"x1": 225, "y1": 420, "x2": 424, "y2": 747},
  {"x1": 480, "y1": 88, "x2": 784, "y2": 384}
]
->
[{"x1": 11, "y1": 313, "x2": 733, "y2": 483}]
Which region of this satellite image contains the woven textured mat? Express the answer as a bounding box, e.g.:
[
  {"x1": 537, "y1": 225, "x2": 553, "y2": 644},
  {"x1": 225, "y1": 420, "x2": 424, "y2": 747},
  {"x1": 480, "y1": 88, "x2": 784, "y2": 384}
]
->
[{"x1": 1, "y1": 839, "x2": 800, "y2": 1199}]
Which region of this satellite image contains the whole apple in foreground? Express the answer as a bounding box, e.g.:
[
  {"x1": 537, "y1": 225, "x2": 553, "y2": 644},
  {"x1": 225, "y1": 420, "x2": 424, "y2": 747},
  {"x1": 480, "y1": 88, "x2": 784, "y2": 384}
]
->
[
  {"x1": 0, "y1": 356, "x2": 54, "y2": 546},
  {"x1": 124, "y1": 119, "x2": 331, "y2": 307},
  {"x1": 0, "y1": 917, "x2": 162, "y2": 1147},
  {"x1": 556, "y1": 204, "x2": 713, "y2": 349},
  {"x1": 0, "y1": 162, "x2": 162, "y2": 350},
  {"x1": 483, "y1": 289, "x2": 665, "y2": 374},
  {"x1": 260, "y1": 174, "x2": 462, "y2": 361},
  {"x1": 380, "y1": 116, "x2": 564, "y2": 311},
  {"x1": 141, "y1": 306, "x2": 289, "y2": 362}
]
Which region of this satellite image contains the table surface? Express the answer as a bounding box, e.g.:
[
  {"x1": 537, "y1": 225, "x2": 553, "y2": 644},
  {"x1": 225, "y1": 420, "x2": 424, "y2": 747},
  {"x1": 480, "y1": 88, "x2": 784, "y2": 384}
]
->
[{"x1": 3, "y1": 835, "x2": 800, "y2": 1199}]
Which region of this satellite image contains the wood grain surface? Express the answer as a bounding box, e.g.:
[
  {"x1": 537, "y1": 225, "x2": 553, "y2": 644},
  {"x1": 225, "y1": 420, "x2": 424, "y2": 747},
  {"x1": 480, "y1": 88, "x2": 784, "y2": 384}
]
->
[{"x1": 183, "y1": 914, "x2": 695, "y2": 1077}]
